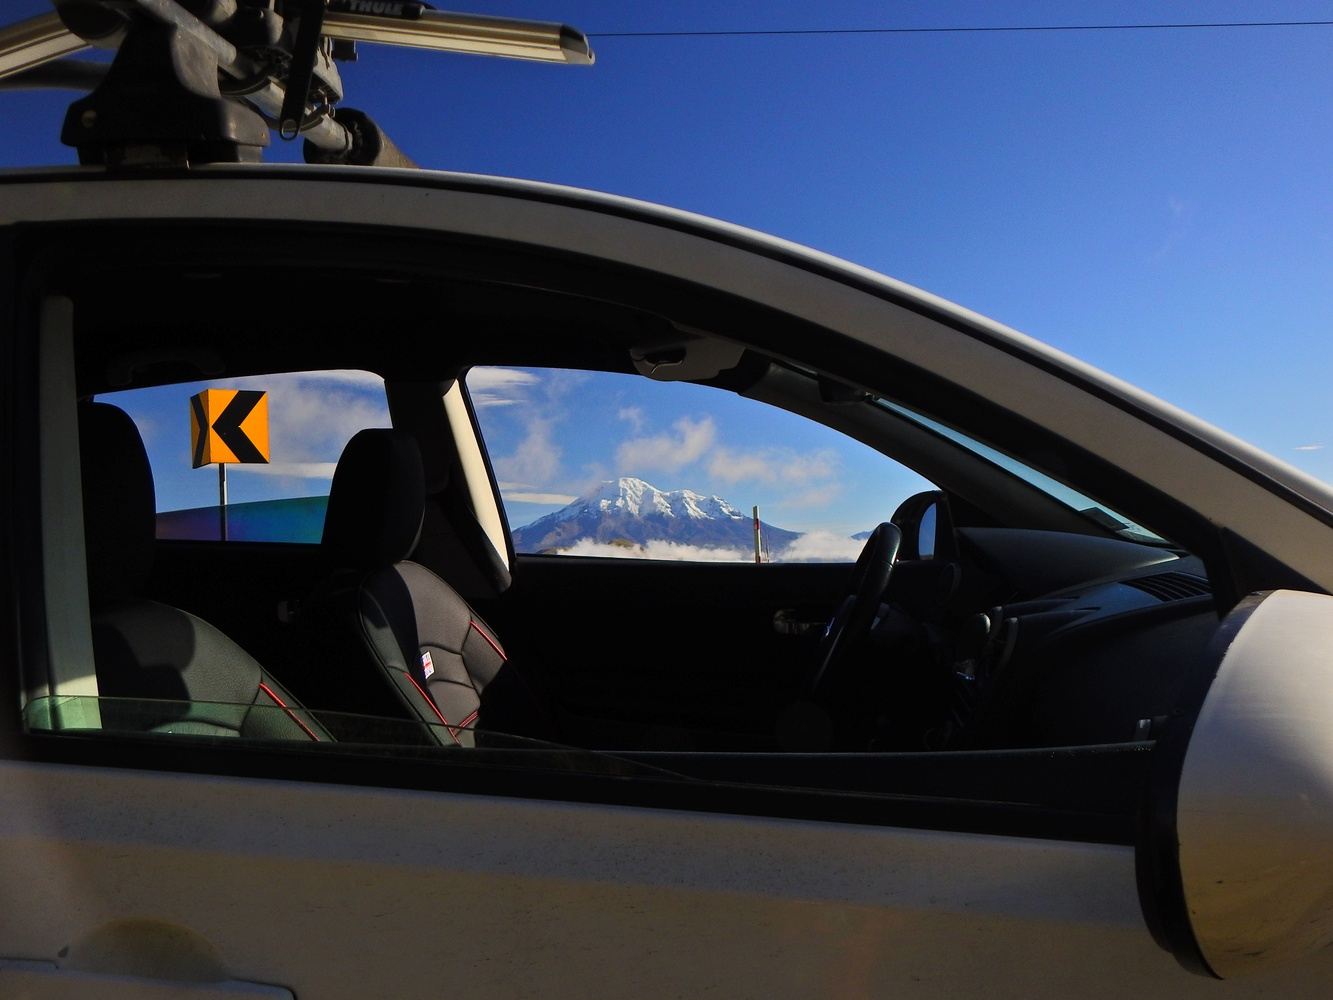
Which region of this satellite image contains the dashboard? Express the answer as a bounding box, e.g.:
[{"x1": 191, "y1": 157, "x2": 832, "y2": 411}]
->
[{"x1": 943, "y1": 528, "x2": 1218, "y2": 749}]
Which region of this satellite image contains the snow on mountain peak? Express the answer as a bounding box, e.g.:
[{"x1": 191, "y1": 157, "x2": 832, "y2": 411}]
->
[
  {"x1": 512, "y1": 477, "x2": 800, "y2": 555},
  {"x1": 573, "y1": 477, "x2": 746, "y2": 521}
]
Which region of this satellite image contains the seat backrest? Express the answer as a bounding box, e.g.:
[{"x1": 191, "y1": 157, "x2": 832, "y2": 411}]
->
[
  {"x1": 79, "y1": 401, "x2": 326, "y2": 741},
  {"x1": 316, "y1": 428, "x2": 553, "y2": 745}
]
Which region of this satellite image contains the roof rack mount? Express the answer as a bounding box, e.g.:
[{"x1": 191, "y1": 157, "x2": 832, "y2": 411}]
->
[{"x1": 0, "y1": 1, "x2": 594, "y2": 168}]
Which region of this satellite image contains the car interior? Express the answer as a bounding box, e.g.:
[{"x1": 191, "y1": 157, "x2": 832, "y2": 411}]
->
[{"x1": 16, "y1": 222, "x2": 1231, "y2": 828}]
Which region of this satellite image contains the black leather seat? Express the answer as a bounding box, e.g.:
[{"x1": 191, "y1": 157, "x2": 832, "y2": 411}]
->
[
  {"x1": 309, "y1": 428, "x2": 554, "y2": 747},
  {"x1": 80, "y1": 401, "x2": 327, "y2": 741}
]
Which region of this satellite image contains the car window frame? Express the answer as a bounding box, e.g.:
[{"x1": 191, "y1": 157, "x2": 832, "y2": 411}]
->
[
  {"x1": 0, "y1": 217, "x2": 1174, "y2": 848},
  {"x1": 460, "y1": 363, "x2": 941, "y2": 566}
]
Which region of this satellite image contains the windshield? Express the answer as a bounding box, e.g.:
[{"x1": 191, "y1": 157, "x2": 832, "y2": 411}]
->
[{"x1": 876, "y1": 399, "x2": 1168, "y2": 545}]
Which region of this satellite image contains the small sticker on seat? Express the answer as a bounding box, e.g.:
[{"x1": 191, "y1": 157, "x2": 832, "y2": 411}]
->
[{"x1": 421, "y1": 650, "x2": 434, "y2": 680}]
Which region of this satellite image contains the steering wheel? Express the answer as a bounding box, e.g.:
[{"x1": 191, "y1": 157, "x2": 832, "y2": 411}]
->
[{"x1": 809, "y1": 521, "x2": 901, "y2": 700}]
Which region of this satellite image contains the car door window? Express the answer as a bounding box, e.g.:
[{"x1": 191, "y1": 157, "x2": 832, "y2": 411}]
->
[
  {"x1": 466, "y1": 366, "x2": 936, "y2": 561},
  {"x1": 102, "y1": 371, "x2": 389, "y2": 543}
]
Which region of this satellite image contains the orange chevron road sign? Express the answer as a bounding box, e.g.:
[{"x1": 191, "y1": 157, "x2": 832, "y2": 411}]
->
[{"x1": 189, "y1": 389, "x2": 270, "y2": 467}]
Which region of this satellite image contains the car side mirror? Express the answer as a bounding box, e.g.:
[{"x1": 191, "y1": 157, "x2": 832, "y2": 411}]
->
[
  {"x1": 890, "y1": 490, "x2": 955, "y2": 562},
  {"x1": 1138, "y1": 589, "x2": 1333, "y2": 978},
  {"x1": 917, "y1": 502, "x2": 937, "y2": 559}
]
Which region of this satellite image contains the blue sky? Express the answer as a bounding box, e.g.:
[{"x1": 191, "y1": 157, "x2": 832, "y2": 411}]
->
[{"x1": 4, "y1": 1, "x2": 1333, "y2": 531}]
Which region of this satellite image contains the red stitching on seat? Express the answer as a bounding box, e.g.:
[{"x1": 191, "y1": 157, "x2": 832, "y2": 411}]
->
[
  {"x1": 469, "y1": 620, "x2": 506, "y2": 660},
  {"x1": 403, "y1": 670, "x2": 461, "y2": 746},
  {"x1": 458, "y1": 709, "x2": 478, "y2": 730},
  {"x1": 258, "y1": 681, "x2": 320, "y2": 742}
]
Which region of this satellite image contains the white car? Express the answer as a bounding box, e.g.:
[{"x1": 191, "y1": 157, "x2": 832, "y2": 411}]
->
[{"x1": 1, "y1": 3, "x2": 1330, "y2": 998}]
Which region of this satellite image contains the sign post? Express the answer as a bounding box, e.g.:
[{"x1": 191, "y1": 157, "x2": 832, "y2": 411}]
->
[
  {"x1": 189, "y1": 389, "x2": 270, "y2": 541},
  {"x1": 752, "y1": 505, "x2": 763, "y2": 564},
  {"x1": 218, "y1": 463, "x2": 228, "y2": 540}
]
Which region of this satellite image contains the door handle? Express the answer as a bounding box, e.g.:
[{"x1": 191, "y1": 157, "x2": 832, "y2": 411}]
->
[{"x1": 773, "y1": 609, "x2": 823, "y2": 636}]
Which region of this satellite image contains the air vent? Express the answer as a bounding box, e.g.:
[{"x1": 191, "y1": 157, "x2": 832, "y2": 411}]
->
[{"x1": 1122, "y1": 571, "x2": 1211, "y2": 602}]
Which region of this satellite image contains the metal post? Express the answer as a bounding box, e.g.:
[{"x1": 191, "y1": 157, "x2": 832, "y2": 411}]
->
[
  {"x1": 752, "y1": 505, "x2": 763, "y2": 564},
  {"x1": 218, "y1": 463, "x2": 228, "y2": 541}
]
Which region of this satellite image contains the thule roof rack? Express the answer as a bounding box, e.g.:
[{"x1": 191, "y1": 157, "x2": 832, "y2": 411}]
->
[{"x1": 0, "y1": 1, "x2": 594, "y2": 168}]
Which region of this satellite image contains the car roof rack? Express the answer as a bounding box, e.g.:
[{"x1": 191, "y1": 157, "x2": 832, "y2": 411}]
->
[{"x1": 0, "y1": 1, "x2": 594, "y2": 168}]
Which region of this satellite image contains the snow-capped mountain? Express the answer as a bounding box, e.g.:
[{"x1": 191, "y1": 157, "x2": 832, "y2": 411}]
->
[{"x1": 511, "y1": 477, "x2": 801, "y2": 555}]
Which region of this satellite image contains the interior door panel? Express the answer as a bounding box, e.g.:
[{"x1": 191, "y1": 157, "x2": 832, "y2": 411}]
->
[{"x1": 475, "y1": 556, "x2": 851, "y2": 745}]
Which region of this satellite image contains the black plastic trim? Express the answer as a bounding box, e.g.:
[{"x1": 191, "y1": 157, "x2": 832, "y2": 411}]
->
[
  {"x1": 0, "y1": 227, "x2": 23, "y2": 759},
  {"x1": 1135, "y1": 591, "x2": 1267, "y2": 977},
  {"x1": 19, "y1": 728, "x2": 1145, "y2": 846},
  {"x1": 8, "y1": 236, "x2": 52, "y2": 723}
]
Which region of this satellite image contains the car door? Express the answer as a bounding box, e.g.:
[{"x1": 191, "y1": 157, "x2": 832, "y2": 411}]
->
[{"x1": 3, "y1": 174, "x2": 1333, "y2": 999}]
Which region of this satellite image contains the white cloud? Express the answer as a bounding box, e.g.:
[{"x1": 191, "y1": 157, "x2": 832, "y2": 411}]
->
[
  {"x1": 469, "y1": 367, "x2": 539, "y2": 408},
  {"x1": 617, "y1": 406, "x2": 645, "y2": 432},
  {"x1": 211, "y1": 370, "x2": 390, "y2": 466},
  {"x1": 782, "y1": 450, "x2": 838, "y2": 483},
  {"x1": 615, "y1": 416, "x2": 716, "y2": 474},
  {"x1": 707, "y1": 447, "x2": 837, "y2": 486},
  {"x1": 505, "y1": 491, "x2": 576, "y2": 504},
  {"x1": 493, "y1": 415, "x2": 561, "y2": 486},
  {"x1": 775, "y1": 531, "x2": 864, "y2": 563},
  {"x1": 707, "y1": 451, "x2": 772, "y2": 483},
  {"x1": 782, "y1": 483, "x2": 842, "y2": 509},
  {"x1": 480, "y1": 368, "x2": 593, "y2": 491},
  {"x1": 231, "y1": 369, "x2": 384, "y2": 392},
  {"x1": 317, "y1": 370, "x2": 384, "y2": 389},
  {"x1": 574, "y1": 462, "x2": 611, "y2": 494},
  {"x1": 555, "y1": 538, "x2": 749, "y2": 562},
  {"x1": 555, "y1": 532, "x2": 862, "y2": 563},
  {"x1": 1295, "y1": 443, "x2": 1325, "y2": 452},
  {"x1": 231, "y1": 461, "x2": 338, "y2": 479}
]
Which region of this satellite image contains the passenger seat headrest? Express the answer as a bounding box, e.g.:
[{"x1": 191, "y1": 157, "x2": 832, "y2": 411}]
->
[
  {"x1": 322, "y1": 429, "x2": 426, "y2": 570},
  {"x1": 78, "y1": 401, "x2": 157, "y2": 606}
]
